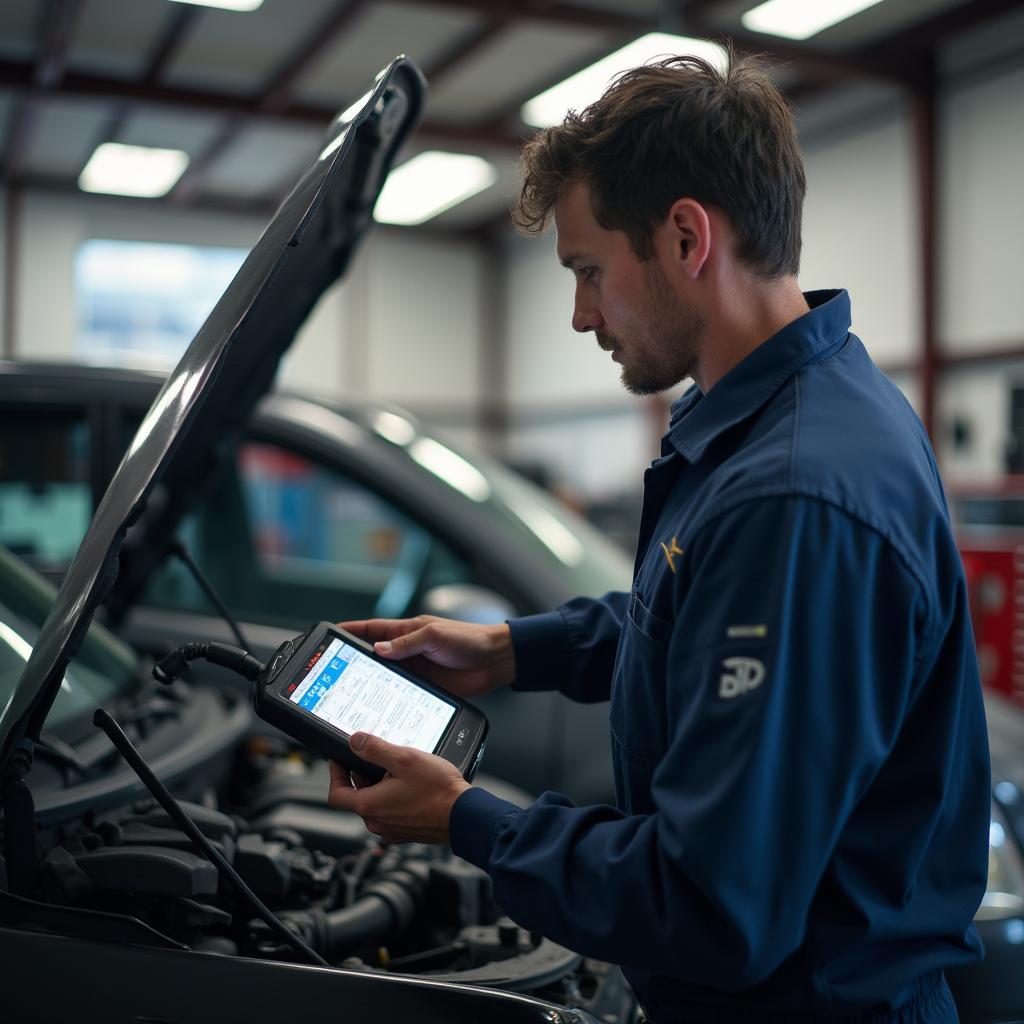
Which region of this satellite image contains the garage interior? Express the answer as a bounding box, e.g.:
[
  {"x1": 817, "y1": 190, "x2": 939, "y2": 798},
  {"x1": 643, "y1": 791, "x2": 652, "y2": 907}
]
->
[
  {"x1": 2, "y1": 1, "x2": 1022, "y2": 508},
  {"x1": 1, "y1": 1, "x2": 1024, "y2": 1020}
]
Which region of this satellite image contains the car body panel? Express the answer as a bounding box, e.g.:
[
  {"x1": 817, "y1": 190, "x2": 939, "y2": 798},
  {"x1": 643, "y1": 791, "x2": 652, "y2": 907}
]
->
[{"x1": 0, "y1": 922, "x2": 605, "y2": 1024}]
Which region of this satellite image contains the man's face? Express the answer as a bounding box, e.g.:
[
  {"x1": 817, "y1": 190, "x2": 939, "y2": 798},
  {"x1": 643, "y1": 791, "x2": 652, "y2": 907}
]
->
[{"x1": 554, "y1": 182, "x2": 704, "y2": 396}]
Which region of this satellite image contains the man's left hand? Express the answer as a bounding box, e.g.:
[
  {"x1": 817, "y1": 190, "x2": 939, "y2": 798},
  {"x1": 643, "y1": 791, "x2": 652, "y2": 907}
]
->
[{"x1": 326, "y1": 732, "x2": 471, "y2": 845}]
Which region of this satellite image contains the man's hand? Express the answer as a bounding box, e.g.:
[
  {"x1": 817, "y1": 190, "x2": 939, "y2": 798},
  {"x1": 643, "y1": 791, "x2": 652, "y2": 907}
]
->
[
  {"x1": 338, "y1": 616, "x2": 516, "y2": 698},
  {"x1": 327, "y1": 732, "x2": 471, "y2": 845}
]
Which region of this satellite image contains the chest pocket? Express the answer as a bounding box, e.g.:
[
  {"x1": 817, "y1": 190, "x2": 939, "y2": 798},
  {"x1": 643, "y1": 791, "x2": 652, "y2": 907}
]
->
[{"x1": 609, "y1": 590, "x2": 672, "y2": 814}]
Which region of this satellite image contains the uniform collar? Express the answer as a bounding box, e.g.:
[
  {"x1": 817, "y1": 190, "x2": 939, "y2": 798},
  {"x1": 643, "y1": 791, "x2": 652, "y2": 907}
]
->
[{"x1": 666, "y1": 288, "x2": 851, "y2": 463}]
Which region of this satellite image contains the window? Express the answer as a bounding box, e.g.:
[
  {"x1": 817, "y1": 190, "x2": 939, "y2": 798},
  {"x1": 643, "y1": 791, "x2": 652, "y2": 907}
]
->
[
  {"x1": 145, "y1": 441, "x2": 474, "y2": 627},
  {"x1": 75, "y1": 239, "x2": 247, "y2": 368},
  {"x1": 0, "y1": 409, "x2": 91, "y2": 570}
]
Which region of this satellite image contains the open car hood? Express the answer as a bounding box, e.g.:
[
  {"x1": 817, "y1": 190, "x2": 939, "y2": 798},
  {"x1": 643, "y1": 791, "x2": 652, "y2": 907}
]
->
[{"x1": 0, "y1": 57, "x2": 426, "y2": 775}]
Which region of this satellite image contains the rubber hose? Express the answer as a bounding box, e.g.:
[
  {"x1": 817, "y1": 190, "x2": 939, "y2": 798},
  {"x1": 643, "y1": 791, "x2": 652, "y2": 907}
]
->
[{"x1": 324, "y1": 895, "x2": 395, "y2": 953}]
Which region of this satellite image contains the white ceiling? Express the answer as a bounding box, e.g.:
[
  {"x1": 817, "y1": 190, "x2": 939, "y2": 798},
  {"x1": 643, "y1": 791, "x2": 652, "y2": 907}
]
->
[
  {"x1": 0, "y1": 0, "x2": 1020, "y2": 233},
  {"x1": 296, "y1": 1, "x2": 486, "y2": 106}
]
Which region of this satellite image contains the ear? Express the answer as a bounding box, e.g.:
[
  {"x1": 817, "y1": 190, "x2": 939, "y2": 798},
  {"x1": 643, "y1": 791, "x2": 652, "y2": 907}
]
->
[{"x1": 665, "y1": 198, "x2": 711, "y2": 279}]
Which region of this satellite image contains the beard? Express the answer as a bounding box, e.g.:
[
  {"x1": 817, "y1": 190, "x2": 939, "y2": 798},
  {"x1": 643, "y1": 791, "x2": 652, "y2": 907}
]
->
[{"x1": 599, "y1": 262, "x2": 704, "y2": 396}]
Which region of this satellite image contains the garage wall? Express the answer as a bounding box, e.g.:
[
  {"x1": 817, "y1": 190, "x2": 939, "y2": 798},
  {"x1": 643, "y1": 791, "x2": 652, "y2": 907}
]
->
[
  {"x1": 929, "y1": 47, "x2": 1024, "y2": 487},
  {"x1": 2, "y1": 187, "x2": 487, "y2": 446},
  {"x1": 360, "y1": 230, "x2": 484, "y2": 414},
  {"x1": 500, "y1": 42, "x2": 1024, "y2": 501},
  {"x1": 3, "y1": 28, "x2": 1023, "y2": 496},
  {"x1": 939, "y1": 47, "x2": 1024, "y2": 354},
  {"x1": 799, "y1": 99, "x2": 919, "y2": 367},
  {"x1": 936, "y1": 364, "x2": 1019, "y2": 484},
  {"x1": 505, "y1": 230, "x2": 624, "y2": 407},
  {"x1": 500, "y1": 96, "x2": 920, "y2": 499},
  {"x1": 501, "y1": 229, "x2": 658, "y2": 497},
  {"x1": 9, "y1": 189, "x2": 264, "y2": 361}
]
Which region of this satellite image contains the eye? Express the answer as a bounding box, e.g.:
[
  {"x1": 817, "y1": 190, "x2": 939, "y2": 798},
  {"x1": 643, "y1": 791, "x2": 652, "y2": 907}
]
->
[{"x1": 578, "y1": 265, "x2": 597, "y2": 282}]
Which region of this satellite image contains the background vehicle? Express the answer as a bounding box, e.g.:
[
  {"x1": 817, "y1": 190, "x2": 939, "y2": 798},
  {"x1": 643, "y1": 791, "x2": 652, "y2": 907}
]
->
[{"x1": 0, "y1": 361, "x2": 631, "y2": 806}]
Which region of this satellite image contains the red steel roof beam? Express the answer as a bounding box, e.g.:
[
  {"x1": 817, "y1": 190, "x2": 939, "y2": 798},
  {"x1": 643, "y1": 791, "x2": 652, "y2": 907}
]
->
[{"x1": 3, "y1": 0, "x2": 87, "y2": 179}]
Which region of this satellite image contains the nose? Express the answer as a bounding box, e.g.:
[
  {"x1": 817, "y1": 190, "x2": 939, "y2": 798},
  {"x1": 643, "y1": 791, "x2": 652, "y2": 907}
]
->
[{"x1": 572, "y1": 287, "x2": 603, "y2": 333}]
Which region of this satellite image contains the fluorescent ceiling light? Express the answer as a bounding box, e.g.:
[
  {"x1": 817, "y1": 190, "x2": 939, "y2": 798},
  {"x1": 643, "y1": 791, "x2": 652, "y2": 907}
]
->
[
  {"x1": 374, "y1": 151, "x2": 497, "y2": 226},
  {"x1": 167, "y1": 0, "x2": 264, "y2": 11},
  {"x1": 78, "y1": 143, "x2": 189, "y2": 198},
  {"x1": 741, "y1": 0, "x2": 886, "y2": 40},
  {"x1": 521, "y1": 33, "x2": 726, "y2": 128}
]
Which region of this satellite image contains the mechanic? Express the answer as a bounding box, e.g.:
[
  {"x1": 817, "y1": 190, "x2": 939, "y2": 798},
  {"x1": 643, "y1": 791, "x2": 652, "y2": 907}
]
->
[{"x1": 326, "y1": 53, "x2": 990, "y2": 1022}]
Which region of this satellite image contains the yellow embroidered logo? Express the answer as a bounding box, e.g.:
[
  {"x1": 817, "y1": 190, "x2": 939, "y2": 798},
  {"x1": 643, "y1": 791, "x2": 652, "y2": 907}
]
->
[{"x1": 660, "y1": 537, "x2": 684, "y2": 573}]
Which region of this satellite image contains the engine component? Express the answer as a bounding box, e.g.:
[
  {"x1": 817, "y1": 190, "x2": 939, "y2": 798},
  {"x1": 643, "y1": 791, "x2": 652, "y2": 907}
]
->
[
  {"x1": 118, "y1": 820, "x2": 236, "y2": 864},
  {"x1": 234, "y1": 834, "x2": 291, "y2": 897},
  {"x1": 432, "y1": 921, "x2": 582, "y2": 992},
  {"x1": 168, "y1": 896, "x2": 232, "y2": 931},
  {"x1": 92, "y1": 707, "x2": 329, "y2": 967},
  {"x1": 73, "y1": 846, "x2": 219, "y2": 897},
  {"x1": 17, "y1": 722, "x2": 631, "y2": 1019},
  {"x1": 425, "y1": 860, "x2": 491, "y2": 930},
  {"x1": 251, "y1": 803, "x2": 370, "y2": 857},
  {"x1": 126, "y1": 800, "x2": 237, "y2": 843}
]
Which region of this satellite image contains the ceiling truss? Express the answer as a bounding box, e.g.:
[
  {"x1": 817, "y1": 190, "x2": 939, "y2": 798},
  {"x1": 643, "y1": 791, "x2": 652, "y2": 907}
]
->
[{"x1": 0, "y1": 0, "x2": 1018, "y2": 221}]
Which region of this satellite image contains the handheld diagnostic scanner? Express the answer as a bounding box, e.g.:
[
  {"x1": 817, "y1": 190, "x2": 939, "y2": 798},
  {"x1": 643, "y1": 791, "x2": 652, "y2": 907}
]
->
[{"x1": 254, "y1": 621, "x2": 488, "y2": 783}]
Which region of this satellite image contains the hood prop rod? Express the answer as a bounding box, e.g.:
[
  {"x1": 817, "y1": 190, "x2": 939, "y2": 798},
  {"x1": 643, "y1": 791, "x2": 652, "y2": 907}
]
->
[{"x1": 93, "y1": 708, "x2": 329, "y2": 968}]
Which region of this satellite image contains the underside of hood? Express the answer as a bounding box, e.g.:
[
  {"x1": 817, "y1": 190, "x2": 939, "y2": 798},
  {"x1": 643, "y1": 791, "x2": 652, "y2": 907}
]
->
[{"x1": 0, "y1": 57, "x2": 426, "y2": 776}]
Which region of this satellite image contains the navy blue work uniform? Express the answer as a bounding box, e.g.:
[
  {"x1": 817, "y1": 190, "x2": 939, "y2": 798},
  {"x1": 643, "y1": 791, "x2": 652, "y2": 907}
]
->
[{"x1": 450, "y1": 290, "x2": 990, "y2": 1022}]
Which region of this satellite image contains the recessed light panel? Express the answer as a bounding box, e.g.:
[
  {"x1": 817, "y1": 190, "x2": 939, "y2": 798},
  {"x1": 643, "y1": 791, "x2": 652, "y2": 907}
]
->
[
  {"x1": 373, "y1": 151, "x2": 497, "y2": 226},
  {"x1": 521, "y1": 33, "x2": 727, "y2": 129},
  {"x1": 167, "y1": 0, "x2": 264, "y2": 11},
  {"x1": 741, "y1": 0, "x2": 887, "y2": 40},
  {"x1": 78, "y1": 143, "x2": 190, "y2": 198}
]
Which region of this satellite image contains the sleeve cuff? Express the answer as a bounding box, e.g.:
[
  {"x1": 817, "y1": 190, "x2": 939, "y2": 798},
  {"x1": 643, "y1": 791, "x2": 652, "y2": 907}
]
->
[
  {"x1": 449, "y1": 786, "x2": 522, "y2": 870},
  {"x1": 508, "y1": 611, "x2": 573, "y2": 693}
]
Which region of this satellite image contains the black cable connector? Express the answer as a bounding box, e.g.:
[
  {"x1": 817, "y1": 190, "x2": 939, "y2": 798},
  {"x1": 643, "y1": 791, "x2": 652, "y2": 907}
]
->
[
  {"x1": 93, "y1": 708, "x2": 329, "y2": 969},
  {"x1": 153, "y1": 642, "x2": 265, "y2": 686}
]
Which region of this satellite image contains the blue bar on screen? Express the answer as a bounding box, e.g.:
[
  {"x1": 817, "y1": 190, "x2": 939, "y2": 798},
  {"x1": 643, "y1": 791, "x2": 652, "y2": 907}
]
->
[{"x1": 299, "y1": 658, "x2": 349, "y2": 711}]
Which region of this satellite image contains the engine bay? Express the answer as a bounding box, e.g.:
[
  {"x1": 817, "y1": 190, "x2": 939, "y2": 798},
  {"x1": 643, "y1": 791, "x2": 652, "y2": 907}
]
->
[{"x1": 2, "y1": 671, "x2": 632, "y2": 1021}]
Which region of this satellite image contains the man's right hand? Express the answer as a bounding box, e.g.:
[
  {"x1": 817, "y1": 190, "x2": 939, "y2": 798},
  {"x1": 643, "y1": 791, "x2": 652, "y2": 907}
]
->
[{"x1": 336, "y1": 616, "x2": 516, "y2": 698}]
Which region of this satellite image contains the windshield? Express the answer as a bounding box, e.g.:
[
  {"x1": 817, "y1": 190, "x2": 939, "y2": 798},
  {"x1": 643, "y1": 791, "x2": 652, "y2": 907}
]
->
[{"x1": 0, "y1": 546, "x2": 136, "y2": 736}]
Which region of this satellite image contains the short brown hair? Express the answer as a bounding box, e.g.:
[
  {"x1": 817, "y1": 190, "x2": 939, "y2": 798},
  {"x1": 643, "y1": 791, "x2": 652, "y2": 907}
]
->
[{"x1": 513, "y1": 51, "x2": 805, "y2": 278}]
